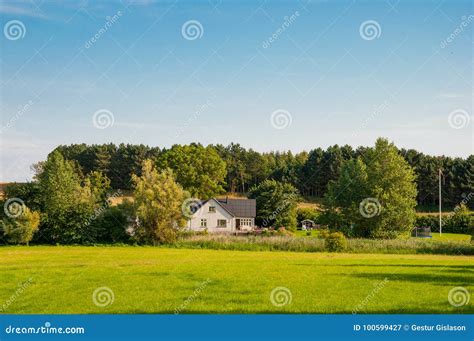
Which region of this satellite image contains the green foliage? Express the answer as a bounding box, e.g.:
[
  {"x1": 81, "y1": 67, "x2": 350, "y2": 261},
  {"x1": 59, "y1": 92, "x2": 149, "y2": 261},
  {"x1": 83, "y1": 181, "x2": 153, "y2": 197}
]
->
[
  {"x1": 249, "y1": 179, "x2": 299, "y2": 230},
  {"x1": 319, "y1": 228, "x2": 330, "y2": 239},
  {"x1": 2, "y1": 207, "x2": 40, "y2": 245},
  {"x1": 86, "y1": 170, "x2": 111, "y2": 202},
  {"x1": 156, "y1": 144, "x2": 226, "y2": 199},
  {"x1": 55, "y1": 143, "x2": 160, "y2": 190},
  {"x1": 173, "y1": 234, "x2": 474, "y2": 255},
  {"x1": 54, "y1": 142, "x2": 472, "y2": 211},
  {"x1": 324, "y1": 232, "x2": 347, "y2": 252},
  {"x1": 415, "y1": 205, "x2": 473, "y2": 234},
  {"x1": 132, "y1": 160, "x2": 186, "y2": 245},
  {"x1": 34, "y1": 150, "x2": 114, "y2": 244},
  {"x1": 4, "y1": 182, "x2": 41, "y2": 211},
  {"x1": 90, "y1": 205, "x2": 130, "y2": 244},
  {"x1": 37, "y1": 150, "x2": 85, "y2": 212},
  {"x1": 324, "y1": 138, "x2": 418, "y2": 239},
  {"x1": 296, "y1": 207, "x2": 320, "y2": 224}
]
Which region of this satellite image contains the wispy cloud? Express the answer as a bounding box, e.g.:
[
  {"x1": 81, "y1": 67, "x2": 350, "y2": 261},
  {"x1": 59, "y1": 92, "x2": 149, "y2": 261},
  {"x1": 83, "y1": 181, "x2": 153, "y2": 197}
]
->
[
  {"x1": 0, "y1": 4, "x2": 48, "y2": 19},
  {"x1": 438, "y1": 92, "x2": 464, "y2": 99}
]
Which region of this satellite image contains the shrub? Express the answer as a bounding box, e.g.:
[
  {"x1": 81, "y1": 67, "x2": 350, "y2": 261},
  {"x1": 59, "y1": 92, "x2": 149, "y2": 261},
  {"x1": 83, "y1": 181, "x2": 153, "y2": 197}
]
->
[
  {"x1": 277, "y1": 227, "x2": 292, "y2": 236},
  {"x1": 319, "y1": 228, "x2": 330, "y2": 239},
  {"x1": 325, "y1": 232, "x2": 347, "y2": 252},
  {"x1": 37, "y1": 203, "x2": 96, "y2": 244},
  {"x1": 415, "y1": 206, "x2": 472, "y2": 234},
  {"x1": 91, "y1": 206, "x2": 130, "y2": 244},
  {"x1": 306, "y1": 231, "x2": 312, "y2": 236},
  {"x1": 2, "y1": 207, "x2": 40, "y2": 245}
]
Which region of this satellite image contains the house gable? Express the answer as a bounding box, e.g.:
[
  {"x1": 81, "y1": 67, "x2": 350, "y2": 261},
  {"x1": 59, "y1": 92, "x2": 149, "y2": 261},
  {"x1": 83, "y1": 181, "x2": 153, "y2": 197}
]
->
[{"x1": 188, "y1": 199, "x2": 235, "y2": 232}]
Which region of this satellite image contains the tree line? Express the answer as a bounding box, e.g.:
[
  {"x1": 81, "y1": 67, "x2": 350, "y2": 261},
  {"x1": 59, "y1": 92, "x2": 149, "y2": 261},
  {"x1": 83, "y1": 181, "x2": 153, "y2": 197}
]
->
[
  {"x1": 1, "y1": 138, "x2": 471, "y2": 245},
  {"x1": 53, "y1": 142, "x2": 473, "y2": 208}
]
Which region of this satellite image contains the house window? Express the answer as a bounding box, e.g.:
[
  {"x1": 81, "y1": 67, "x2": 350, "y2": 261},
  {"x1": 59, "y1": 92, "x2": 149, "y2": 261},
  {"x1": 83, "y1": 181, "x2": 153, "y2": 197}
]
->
[
  {"x1": 217, "y1": 219, "x2": 227, "y2": 228},
  {"x1": 209, "y1": 206, "x2": 216, "y2": 213},
  {"x1": 200, "y1": 219, "x2": 207, "y2": 228},
  {"x1": 240, "y1": 218, "x2": 252, "y2": 226}
]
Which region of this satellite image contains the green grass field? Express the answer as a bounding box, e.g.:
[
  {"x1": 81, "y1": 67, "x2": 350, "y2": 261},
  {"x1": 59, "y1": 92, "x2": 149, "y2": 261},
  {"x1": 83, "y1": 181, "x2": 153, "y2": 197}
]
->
[
  {"x1": 0, "y1": 246, "x2": 472, "y2": 314},
  {"x1": 293, "y1": 230, "x2": 472, "y2": 243},
  {"x1": 431, "y1": 233, "x2": 472, "y2": 242}
]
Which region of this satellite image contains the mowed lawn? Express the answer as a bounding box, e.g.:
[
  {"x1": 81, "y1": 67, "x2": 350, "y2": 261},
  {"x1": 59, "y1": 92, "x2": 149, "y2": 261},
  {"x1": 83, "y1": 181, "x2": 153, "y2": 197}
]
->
[{"x1": 0, "y1": 246, "x2": 473, "y2": 314}]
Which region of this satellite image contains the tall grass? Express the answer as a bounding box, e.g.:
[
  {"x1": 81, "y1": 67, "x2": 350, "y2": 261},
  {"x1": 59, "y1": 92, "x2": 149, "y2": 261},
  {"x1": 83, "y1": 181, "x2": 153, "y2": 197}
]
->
[{"x1": 170, "y1": 234, "x2": 474, "y2": 255}]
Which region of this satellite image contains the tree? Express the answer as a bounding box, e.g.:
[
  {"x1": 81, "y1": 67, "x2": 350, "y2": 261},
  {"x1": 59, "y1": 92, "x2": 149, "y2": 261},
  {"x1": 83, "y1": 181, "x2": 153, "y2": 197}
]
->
[
  {"x1": 52, "y1": 142, "x2": 472, "y2": 208},
  {"x1": 324, "y1": 138, "x2": 417, "y2": 239},
  {"x1": 249, "y1": 179, "x2": 299, "y2": 230},
  {"x1": 85, "y1": 170, "x2": 111, "y2": 202},
  {"x1": 36, "y1": 150, "x2": 96, "y2": 244},
  {"x1": 4, "y1": 182, "x2": 41, "y2": 212},
  {"x1": 157, "y1": 144, "x2": 226, "y2": 198},
  {"x1": 2, "y1": 207, "x2": 40, "y2": 245},
  {"x1": 132, "y1": 160, "x2": 186, "y2": 244},
  {"x1": 323, "y1": 158, "x2": 371, "y2": 236}
]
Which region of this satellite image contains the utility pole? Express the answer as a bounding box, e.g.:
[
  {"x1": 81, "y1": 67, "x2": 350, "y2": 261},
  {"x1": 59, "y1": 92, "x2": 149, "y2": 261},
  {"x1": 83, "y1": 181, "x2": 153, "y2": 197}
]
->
[{"x1": 439, "y1": 168, "x2": 442, "y2": 236}]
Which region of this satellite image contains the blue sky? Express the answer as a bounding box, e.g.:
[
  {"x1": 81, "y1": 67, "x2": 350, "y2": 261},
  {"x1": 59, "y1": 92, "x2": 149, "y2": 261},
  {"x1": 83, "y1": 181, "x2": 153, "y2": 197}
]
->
[{"x1": 0, "y1": 0, "x2": 472, "y2": 181}]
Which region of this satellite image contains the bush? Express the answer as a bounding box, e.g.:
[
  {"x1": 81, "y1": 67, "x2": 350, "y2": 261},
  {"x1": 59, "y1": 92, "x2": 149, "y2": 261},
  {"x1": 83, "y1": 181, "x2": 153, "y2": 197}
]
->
[
  {"x1": 261, "y1": 228, "x2": 277, "y2": 237},
  {"x1": 319, "y1": 228, "x2": 330, "y2": 239},
  {"x1": 2, "y1": 207, "x2": 40, "y2": 245},
  {"x1": 325, "y1": 232, "x2": 347, "y2": 252},
  {"x1": 415, "y1": 206, "x2": 472, "y2": 234},
  {"x1": 306, "y1": 231, "x2": 312, "y2": 236},
  {"x1": 277, "y1": 227, "x2": 293, "y2": 236},
  {"x1": 36, "y1": 203, "x2": 96, "y2": 244},
  {"x1": 91, "y1": 206, "x2": 130, "y2": 244}
]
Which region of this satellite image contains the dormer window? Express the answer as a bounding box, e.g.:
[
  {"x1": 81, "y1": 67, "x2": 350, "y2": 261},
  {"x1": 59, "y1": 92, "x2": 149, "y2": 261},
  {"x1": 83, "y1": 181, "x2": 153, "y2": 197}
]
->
[{"x1": 209, "y1": 206, "x2": 216, "y2": 213}]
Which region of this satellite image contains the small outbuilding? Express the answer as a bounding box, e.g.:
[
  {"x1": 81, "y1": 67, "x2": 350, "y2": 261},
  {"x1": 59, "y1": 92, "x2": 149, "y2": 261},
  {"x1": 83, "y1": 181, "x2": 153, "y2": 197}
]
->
[
  {"x1": 301, "y1": 219, "x2": 316, "y2": 230},
  {"x1": 412, "y1": 226, "x2": 432, "y2": 238}
]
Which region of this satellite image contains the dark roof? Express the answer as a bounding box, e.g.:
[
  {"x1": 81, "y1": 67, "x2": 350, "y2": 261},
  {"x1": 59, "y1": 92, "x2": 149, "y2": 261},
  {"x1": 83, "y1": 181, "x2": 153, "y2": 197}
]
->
[{"x1": 215, "y1": 198, "x2": 256, "y2": 218}]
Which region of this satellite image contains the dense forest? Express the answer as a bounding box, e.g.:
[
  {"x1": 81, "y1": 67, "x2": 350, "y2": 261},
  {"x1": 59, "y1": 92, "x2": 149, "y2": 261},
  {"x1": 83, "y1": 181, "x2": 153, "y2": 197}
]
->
[{"x1": 52, "y1": 142, "x2": 473, "y2": 208}]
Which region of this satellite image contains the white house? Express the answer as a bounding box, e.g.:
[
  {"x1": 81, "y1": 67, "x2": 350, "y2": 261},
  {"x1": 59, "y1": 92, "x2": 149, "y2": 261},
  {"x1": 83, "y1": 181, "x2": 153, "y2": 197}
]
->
[{"x1": 187, "y1": 197, "x2": 256, "y2": 233}]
